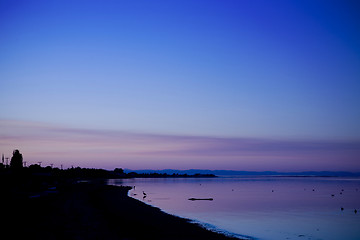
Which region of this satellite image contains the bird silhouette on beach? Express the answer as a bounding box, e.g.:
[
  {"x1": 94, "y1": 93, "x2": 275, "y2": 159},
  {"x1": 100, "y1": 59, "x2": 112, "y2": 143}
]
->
[{"x1": 143, "y1": 191, "x2": 147, "y2": 199}]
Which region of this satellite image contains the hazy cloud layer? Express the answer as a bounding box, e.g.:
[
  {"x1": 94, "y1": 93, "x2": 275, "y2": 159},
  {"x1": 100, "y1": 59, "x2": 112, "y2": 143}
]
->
[{"x1": 1, "y1": 120, "x2": 359, "y2": 171}]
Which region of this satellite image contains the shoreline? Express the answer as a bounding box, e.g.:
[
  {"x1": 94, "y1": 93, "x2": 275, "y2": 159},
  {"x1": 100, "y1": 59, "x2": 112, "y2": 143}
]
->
[
  {"x1": 1, "y1": 179, "x2": 243, "y2": 240},
  {"x1": 124, "y1": 185, "x2": 250, "y2": 240}
]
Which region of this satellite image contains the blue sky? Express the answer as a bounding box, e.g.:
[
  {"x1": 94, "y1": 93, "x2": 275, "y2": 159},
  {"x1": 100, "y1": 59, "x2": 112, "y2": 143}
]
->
[{"x1": 1, "y1": 0, "x2": 360, "y2": 170}]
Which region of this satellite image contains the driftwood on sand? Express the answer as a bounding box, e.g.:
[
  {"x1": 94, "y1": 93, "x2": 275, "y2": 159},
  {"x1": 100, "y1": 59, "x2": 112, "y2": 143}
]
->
[{"x1": 188, "y1": 198, "x2": 214, "y2": 201}]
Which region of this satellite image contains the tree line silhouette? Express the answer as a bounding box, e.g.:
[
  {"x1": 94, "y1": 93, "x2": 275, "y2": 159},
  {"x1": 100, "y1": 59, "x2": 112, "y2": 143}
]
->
[{"x1": 0, "y1": 149, "x2": 216, "y2": 179}]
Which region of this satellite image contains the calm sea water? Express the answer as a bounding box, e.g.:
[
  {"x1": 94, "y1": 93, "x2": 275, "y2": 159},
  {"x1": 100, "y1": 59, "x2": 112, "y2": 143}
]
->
[{"x1": 108, "y1": 176, "x2": 360, "y2": 240}]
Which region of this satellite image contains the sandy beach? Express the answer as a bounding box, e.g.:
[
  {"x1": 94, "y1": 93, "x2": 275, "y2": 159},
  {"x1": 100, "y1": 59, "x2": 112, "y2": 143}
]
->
[{"x1": 1, "y1": 178, "x2": 241, "y2": 240}]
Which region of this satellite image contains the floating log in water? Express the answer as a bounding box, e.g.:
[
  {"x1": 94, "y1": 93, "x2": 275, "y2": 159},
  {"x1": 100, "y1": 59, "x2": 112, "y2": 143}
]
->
[{"x1": 188, "y1": 198, "x2": 213, "y2": 201}]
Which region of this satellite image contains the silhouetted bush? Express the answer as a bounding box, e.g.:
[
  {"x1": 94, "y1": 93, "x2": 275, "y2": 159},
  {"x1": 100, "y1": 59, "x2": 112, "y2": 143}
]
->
[{"x1": 10, "y1": 149, "x2": 23, "y2": 169}]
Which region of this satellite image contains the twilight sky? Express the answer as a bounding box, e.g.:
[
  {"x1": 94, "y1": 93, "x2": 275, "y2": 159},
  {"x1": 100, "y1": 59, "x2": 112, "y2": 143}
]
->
[{"x1": 1, "y1": 0, "x2": 360, "y2": 171}]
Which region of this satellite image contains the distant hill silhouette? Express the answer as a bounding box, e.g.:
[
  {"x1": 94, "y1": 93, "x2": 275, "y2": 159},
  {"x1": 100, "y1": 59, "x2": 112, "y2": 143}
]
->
[{"x1": 124, "y1": 169, "x2": 360, "y2": 177}]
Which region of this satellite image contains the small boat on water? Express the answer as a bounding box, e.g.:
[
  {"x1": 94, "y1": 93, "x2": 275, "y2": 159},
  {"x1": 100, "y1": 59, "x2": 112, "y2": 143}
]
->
[{"x1": 188, "y1": 198, "x2": 213, "y2": 201}]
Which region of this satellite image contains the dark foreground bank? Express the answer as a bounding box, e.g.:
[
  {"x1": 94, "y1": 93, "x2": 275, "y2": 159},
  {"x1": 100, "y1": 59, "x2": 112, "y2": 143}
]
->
[{"x1": 1, "y1": 180, "x2": 242, "y2": 240}]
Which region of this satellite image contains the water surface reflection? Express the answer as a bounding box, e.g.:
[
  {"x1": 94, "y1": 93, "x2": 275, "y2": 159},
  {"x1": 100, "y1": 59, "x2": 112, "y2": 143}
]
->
[{"x1": 109, "y1": 177, "x2": 360, "y2": 240}]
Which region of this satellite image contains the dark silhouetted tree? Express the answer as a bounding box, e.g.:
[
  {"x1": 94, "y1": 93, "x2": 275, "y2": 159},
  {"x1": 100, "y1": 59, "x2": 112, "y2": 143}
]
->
[
  {"x1": 10, "y1": 149, "x2": 23, "y2": 169},
  {"x1": 114, "y1": 168, "x2": 124, "y2": 174}
]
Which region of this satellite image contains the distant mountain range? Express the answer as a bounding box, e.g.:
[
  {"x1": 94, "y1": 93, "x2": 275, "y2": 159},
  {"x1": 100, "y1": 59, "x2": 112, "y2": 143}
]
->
[{"x1": 124, "y1": 169, "x2": 360, "y2": 177}]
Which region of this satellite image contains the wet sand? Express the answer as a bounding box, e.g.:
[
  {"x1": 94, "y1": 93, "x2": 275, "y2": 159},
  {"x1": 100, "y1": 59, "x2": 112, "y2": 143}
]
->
[{"x1": 1, "y1": 180, "x2": 242, "y2": 240}]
